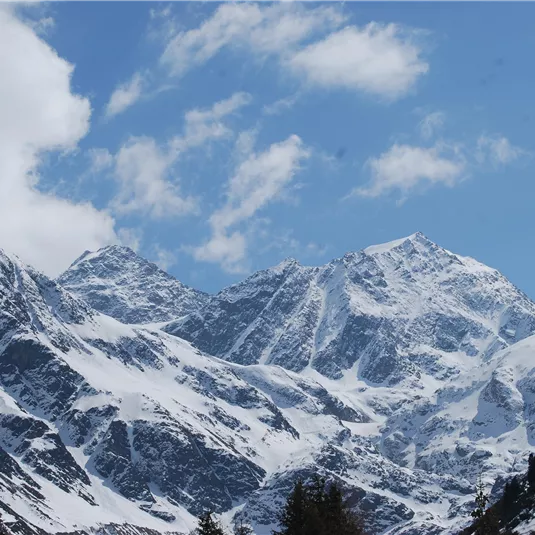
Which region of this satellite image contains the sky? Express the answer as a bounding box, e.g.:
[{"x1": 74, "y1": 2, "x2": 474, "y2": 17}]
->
[{"x1": 1, "y1": 2, "x2": 535, "y2": 297}]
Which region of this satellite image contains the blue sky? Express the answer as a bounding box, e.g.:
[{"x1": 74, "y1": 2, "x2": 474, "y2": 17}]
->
[{"x1": 1, "y1": 3, "x2": 535, "y2": 297}]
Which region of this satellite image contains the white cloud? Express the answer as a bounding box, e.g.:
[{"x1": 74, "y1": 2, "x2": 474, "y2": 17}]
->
[
  {"x1": 160, "y1": 4, "x2": 426, "y2": 101},
  {"x1": 193, "y1": 231, "x2": 247, "y2": 274},
  {"x1": 171, "y1": 91, "x2": 252, "y2": 153},
  {"x1": 112, "y1": 137, "x2": 197, "y2": 218},
  {"x1": 259, "y1": 230, "x2": 328, "y2": 259},
  {"x1": 152, "y1": 245, "x2": 177, "y2": 271},
  {"x1": 29, "y1": 16, "x2": 55, "y2": 36},
  {"x1": 476, "y1": 135, "x2": 525, "y2": 166},
  {"x1": 212, "y1": 134, "x2": 310, "y2": 230},
  {"x1": 105, "y1": 72, "x2": 144, "y2": 118},
  {"x1": 194, "y1": 134, "x2": 310, "y2": 272},
  {"x1": 351, "y1": 111, "x2": 527, "y2": 201},
  {"x1": 117, "y1": 227, "x2": 142, "y2": 252},
  {"x1": 87, "y1": 148, "x2": 114, "y2": 174},
  {"x1": 262, "y1": 94, "x2": 299, "y2": 116},
  {"x1": 106, "y1": 92, "x2": 249, "y2": 220},
  {"x1": 418, "y1": 111, "x2": 445, "y2": 140},
  {"x1": 288, "y1": 24, "x2": 428, "y2": 99},
  {"x1": 0, "y1": 7, "x2": 116, "y2": 276},
  {"x1": 161, "y1": 4, "x2": 343, "y2": 76},
  {"x1": 355, "y1": 143, "x2": 465, "y2": 199}
]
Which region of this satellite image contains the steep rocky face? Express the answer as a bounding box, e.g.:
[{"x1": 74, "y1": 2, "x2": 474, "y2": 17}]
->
[
  {"x1": 167, "y1": 232, "x2": 535, "y2": 387},
  {"x1": 1, "y1": 248, "x2": 387, "y2": 534},
  {"x1": 57, "y1": 246, "x2": 208, "y2": 324},
  {"x1": 1, "y1": 250, "x2": 269, "y2": 531},
  {"x1": 3, "y1": 237, "x2": 535, "y2": 535}
]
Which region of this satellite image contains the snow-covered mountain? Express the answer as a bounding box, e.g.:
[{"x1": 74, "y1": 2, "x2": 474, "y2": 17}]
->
[
  {"x1": 57, "y1": 246, "x2": 208, "y2": 324},
  {"x1": 167, "y1": 232, "x2": 535, "y2": 387},
  {"x1": 2, "y1": 234, "x2": 535, "y2": 535}
]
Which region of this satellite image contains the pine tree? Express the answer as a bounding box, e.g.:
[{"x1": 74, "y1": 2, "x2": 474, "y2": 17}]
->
[
  {"x1": 476, "y1": 506, "x2": 500, "y2": 535},
  {"x1": 195, "y1": 511, "x2": 226, "y2": 535},
  {"x1": 272, "y1": 480, "x2": 308, "y2": 535},
  {"x1": 324, "y1": 482, "x2": 344, "y2": 530},
  {"x1": 467, "y1": 476, "x2": 500, "y2": 535},
  {"x1": 303, "y1": 476, "x2": 327, "y2": 535},
  {"x1": 306, "y1": 476, "x2": 326, "y2": 510},
  {"x1": 471, "y1": 477, "x2": 490, "y2": 520},
  {"x1": 332, "y1": 484, "x2": 366, "y2": 535},
  {"x1": 233, "y1": 519, "x2": 254, "y2": 535},
  {"x1": 528, "y1": 453, "x2": 535, "y2": 492},
  {"x1": 340, "y1": 509, "x2": 367, "y2": 535},
  {"x1": 272, "y1": 477, "x2": 366, "y2": 535},
  {"x1": 502, "y1": 476, "x2": 522, "y2": 524}
]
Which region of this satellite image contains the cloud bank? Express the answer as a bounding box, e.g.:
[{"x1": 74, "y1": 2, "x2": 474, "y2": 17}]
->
[{"x1": 0, "y1": 7, "x2": 116, "y2": 276}]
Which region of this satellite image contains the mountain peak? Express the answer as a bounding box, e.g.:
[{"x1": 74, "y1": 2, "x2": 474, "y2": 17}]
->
[
  {"x1": 170, "y1": 230, "x2": 535, "y2": 385},
  {"x1": 271, "y1": 257, "x2": 301, "y2": 273},
  {"x1": 69, "y1": 244, "x2": 140, "y2": 270},
  {"x1": 0, "y1": 247, "x2": 31, "y2": 272},
  {"x1": 5, "y1": 235, "x2": 535, "y2": 535},
  {"x1": 58, "y1": 246, "x2": 208, "y2": 324},
  {"x1": 362, "y1": 231, "x2": 431, "y2": 256}
]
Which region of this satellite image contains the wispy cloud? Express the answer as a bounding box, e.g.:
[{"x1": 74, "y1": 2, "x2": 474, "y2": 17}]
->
[
  {"x1": 105, "y1": 72, "x2": 145, "y2": 118},
  {"x1": 262, "y1": 94, "x2": 300, "y2": 116},
  {"x1": 160, "y1": 4, "x2": 343, "y2": 74},
  {"x1": 351, "y1": 120, "x2": 526, "y2": 201},
  {"x1": 354, "y1": 143, "x2": 465, "y2": 199},
  {"x1": 152, "y1": 244, "x2": 177, "y2": 271},
  {"x1": 160, "y1": 4, "x2": 429, "y2": 101},
  {"x1": 170, "y1": 91, "x2": 252, "y2": 153},
  {"x1": 193, "y1": 134, "x2": 310, "y2": 273},
  {"x1": 418, "y1": 111, "x2": 445, "y2": 140},
  {"x1": 117, "y1": 227, "x2": 142, "y2": 252},
  {"x1": 98, "y1": 92, "x2": 251, "y2": 221},
  {"x1": 476, "y1": 134, "x2": 526, "y2": 167},
  {"x1": 114, "y1": 4, "x2": 429, "y2": 118},
  {"x1": 29, "y1": 15, "x2": 55, "y2": 36},
  {"x1": 87, "y1": 148, "x2": 114, "y2": 174},
  {"x1": 112, "y1": 136, "x2": 198, "y2": 219},
  {"x1": 259, "y1": 229, "x2": 328, "y2": 260}
]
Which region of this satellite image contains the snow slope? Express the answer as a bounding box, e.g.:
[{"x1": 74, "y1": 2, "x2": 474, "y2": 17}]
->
[
  {"x1": 168, "y1": 232, "x2": 535, "y2": 388},
  {"x1": 2, "y1": 235, "x2": 535, "y2": 535}
]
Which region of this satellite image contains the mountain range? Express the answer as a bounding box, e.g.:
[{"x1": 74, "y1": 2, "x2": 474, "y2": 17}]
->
[{"x1": 2, "y1": 232, "x2": 535, "y2": 535}]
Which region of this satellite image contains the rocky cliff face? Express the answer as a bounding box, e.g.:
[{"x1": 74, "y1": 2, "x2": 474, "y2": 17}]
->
[
  {"x1": 2, "y1": 235, "x2": 535, "y2": 535},
  {"x1": 57, "y1": 246, "x2": 208, "y2": 324},
  {"x1": 167, "y1": 232, "x2": 535, "y2": 387}
]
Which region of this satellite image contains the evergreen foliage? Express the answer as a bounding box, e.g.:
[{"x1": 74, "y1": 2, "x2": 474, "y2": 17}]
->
[
  {"x1": 528, "y1": 453, "x2": 535, "y2": 492},
  {"x1": 502, "y1": 476, "x2": 523, "y2": 525},
  {"x1": 272, "y1": 476, "x2": 366, "y2": 535},
  {"x1": 273, "y1": 479, "x2": 308, "y2": 535},
  {"x1": 194, "y1": 511, "x2": 226, "y2": 535},
  {"x1": 474, "y1": 506, "x2": 500, "y2": 535},
  {"x1": 233, "y1": 519, "x2": 254, "y2": 535},
  {"x1": 461, "y1": 455, "x2": 535, "y2": 535},
  {"x1": 470, "y1": 477, "x2": 489, "y2": 520}
]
